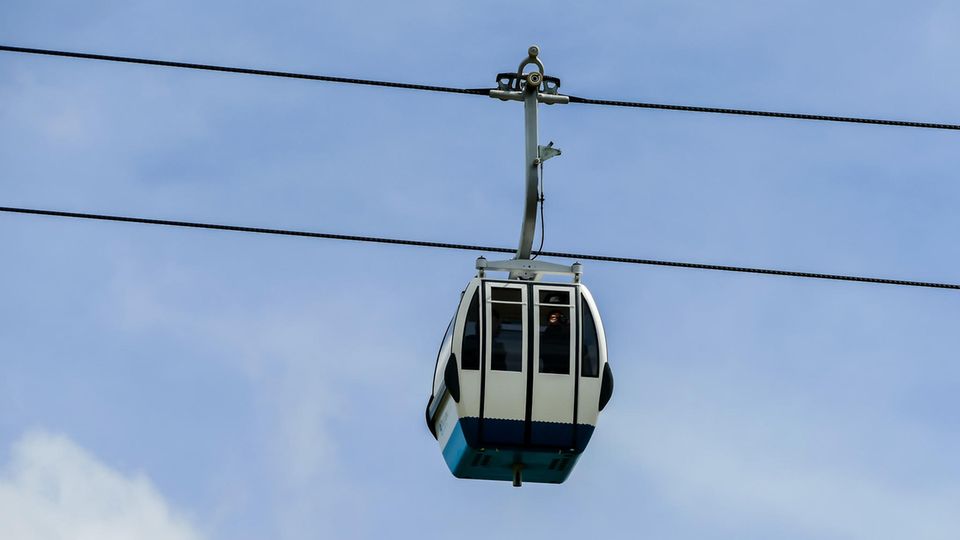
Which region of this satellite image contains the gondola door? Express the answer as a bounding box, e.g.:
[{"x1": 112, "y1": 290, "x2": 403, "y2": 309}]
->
[
  {"x1": 530, "y1": 285, "x2": 577, "y2": 447},
  {"x1": 482, "y1": 282, "x2": 528, "y2": 445}
]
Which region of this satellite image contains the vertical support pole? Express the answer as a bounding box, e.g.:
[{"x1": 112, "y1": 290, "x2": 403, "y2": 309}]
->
[{"x1": 515, "y1": 51, "x2": 542, "y2": 262}]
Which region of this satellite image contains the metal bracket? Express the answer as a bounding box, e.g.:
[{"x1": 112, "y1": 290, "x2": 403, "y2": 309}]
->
[
  {"x1": 538, "y1": 141, "x2": 561, "y2": 164},
  {"x1": 517, "y1": 45, "x2": 545, "y2": 78},
  {"x1": 489, "y1": 89, "x2": 570, "y2": 105},
  {"x1": 492, "y1": 46, "x2": 565, "y2": 102},
  {"x1": 495, "y1": 73, "x2": 562, "y2": 94},
  {"x1": 476, "y1": 256, "x2": 583, "y2": 282}
]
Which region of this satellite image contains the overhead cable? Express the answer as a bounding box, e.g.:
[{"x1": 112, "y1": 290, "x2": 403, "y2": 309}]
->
[
  {"x1": 566, "y1": 95, "x2": 960, "y2": 131},
  {"x1": 0, "y1": 45, "x2": 489, "y2": 96},
  {"x1": 1, "y1": 206, "x2": 956, "y2": 291},
  {"x1": 2, "y1": 45, "x2": 959, "y2": 131}
]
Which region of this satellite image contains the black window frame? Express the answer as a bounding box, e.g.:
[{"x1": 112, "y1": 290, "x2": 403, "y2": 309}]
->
[
  {"x1": 489, "y1": 286, "x2": 524, "y2": 373},
  {"x1": 538, "y1": 304, "x2": 572, "y2": 375},
  {"x1": 581, "y1": 300, "x2": 600, "y2": 378},
  {"x1": 460, "y1": 289, "x2": 481, "y2": 370}
]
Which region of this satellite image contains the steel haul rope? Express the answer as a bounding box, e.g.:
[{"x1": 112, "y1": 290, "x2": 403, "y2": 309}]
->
[
  {"x1": 3, "y1": 44, "x2": 959, "y2": 131},
  {"x1": 2, "y1": 206, "x2": 956, "y2": 291}
]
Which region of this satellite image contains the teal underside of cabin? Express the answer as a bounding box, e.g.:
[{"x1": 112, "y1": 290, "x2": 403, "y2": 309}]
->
[{"x1": 441, "y1": 418, "x2": 594, "y2": 484}]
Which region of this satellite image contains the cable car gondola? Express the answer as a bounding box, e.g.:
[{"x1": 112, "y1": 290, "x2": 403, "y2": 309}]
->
[{"x1": 425, "y1": 47, "x2": 614, "y2": 486}]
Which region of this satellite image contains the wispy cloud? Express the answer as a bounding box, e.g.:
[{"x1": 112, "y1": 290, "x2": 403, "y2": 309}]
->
[
  {"x1": 0, "y1": 430, "x2": 203, "y2": 540},
  {"x1": 614, "y1": 386, "x2": 960, "y2": 540}
]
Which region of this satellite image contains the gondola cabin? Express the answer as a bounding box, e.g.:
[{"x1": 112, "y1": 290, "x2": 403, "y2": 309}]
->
[
  {"x1": 425, "y1": 46, "x2": 611, "y2": 486},
  {"x1": 426, "y1": 264, "x2": 613, "y2": 486}
]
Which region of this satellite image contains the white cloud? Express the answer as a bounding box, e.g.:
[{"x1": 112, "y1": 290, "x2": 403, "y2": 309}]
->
[
  {"x1": 0, "y1": 431, "x2": 203, "y2": 540},
  {"x1": 614, "y1": 395, "x2": 960, "y2": 540},
  {"x1": 102, "y1": 261, "x2": 386, "y2": 535}
]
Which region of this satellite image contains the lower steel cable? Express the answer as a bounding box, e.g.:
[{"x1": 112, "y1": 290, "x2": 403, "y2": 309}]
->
[{"x1": 1, "y1": 206, "x2": 956, "y2": 290}]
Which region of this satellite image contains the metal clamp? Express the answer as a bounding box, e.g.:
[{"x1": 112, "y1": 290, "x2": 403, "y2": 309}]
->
[
  {"x1": 517, "y1": 45, "x2": 545, "y2": 78},
  {"x1": 493, "y1": 44, "x2": 562, "y2": 95},
  {"x1": 477, "y1": 256, "x2": 584, "y2": 282}
]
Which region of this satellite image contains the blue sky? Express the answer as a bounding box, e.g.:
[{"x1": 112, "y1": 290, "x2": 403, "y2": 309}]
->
[{"x1": 1, "y1": 1, "x2": 959, "y2": 539}]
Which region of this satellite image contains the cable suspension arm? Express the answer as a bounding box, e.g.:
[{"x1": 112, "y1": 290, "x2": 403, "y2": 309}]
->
[
  {"x1": 1, "y1": 206, "x2": 956, "y2": 291},
  {"x1": 2, "y1": 45, "x2": 960, "y2": 131}
]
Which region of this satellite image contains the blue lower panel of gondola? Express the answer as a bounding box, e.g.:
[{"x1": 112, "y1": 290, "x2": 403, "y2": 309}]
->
[{"x1": 442, "y1": 417, "x2": 595, "y2": 484}]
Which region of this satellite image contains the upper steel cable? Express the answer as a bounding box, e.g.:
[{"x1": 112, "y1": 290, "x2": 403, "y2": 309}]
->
[
  {"x1": 1, "y1": 206, "x2": 957, "y2": 291},
  {"x1": 2, "y1": 45, "x2": 959, "y2": 131},
  {"x1": 566, "y1": 95, "x2": 960, "y2": 131},
  {"x1": 0, "y1": 45, "x2": 489, "y2": 96}
]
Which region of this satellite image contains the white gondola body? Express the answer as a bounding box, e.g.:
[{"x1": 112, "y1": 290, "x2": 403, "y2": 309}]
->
[{"x1": 426, "y1": 277, "x2": 613, "y2": 484}]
